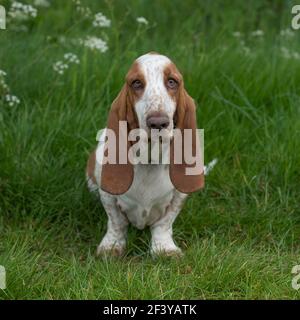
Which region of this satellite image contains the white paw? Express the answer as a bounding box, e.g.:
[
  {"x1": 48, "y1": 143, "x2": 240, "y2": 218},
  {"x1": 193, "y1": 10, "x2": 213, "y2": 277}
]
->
[
  {"x1": 150, "y1": 242, "x2": 183, "y2": 257},
  {"x1": 96, "y1": 243, "x2": 125, "y2": 257},
  {"x1": 96, "y1": 237, "x2": 126, "y2": 257}
]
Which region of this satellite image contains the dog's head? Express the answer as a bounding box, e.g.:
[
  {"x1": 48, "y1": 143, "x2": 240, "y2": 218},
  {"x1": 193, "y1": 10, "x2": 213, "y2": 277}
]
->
[{"x1": 101, "y1": 52, "x2": 204, "y2": 195}]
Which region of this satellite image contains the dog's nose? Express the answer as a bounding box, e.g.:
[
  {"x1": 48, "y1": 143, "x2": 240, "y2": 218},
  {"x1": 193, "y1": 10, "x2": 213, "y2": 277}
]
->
[{"x1": 146, "y1": 115, "x2": 170, "y2": 130}]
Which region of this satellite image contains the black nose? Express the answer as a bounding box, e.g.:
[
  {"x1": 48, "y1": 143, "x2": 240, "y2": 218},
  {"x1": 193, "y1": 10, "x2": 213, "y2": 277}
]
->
[{"x1": 146, "y1": 115, "x2": 170, "y2": 130}]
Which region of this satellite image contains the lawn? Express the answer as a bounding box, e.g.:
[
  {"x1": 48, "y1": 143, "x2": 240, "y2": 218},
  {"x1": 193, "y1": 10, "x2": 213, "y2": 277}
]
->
[{"x1": 0, "y1": 0, "x2": 300, "y2": 299}]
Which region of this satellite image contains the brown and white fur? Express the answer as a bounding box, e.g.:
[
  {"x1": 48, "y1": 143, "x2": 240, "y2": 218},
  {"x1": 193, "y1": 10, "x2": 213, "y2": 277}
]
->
[{"x1": 86, "y1": 53, "x2": 204, "y2": 257}]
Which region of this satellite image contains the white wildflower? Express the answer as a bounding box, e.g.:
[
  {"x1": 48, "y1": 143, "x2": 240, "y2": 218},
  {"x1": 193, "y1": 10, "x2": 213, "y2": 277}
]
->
[
  {"x1": 0, "y1": 70, "x2": 7, "y2": 77},
  {"x1": 293, "y1": 52, "x2": 300, "y2": 60},
  {"x1": 242, "y1": 46, "x2": 251, "y2": 55},
  {"x1": 239, "y1": 40, "x2": 251, "y2": 55},
  {"x1": 280, "y1": 28, "x2": 294, "y2": 38},
  {"x1": 72, "y1": 0, "x2": 92, "y2": 18},
  {"x1": 0, "y1": 80, "x2": 9, "y2": 91},
  {"x1": 136, "y1": 17, "x2": 148, "y2": 25},
  {"x1": 280, "y1": 47, "x2": 300, "y2": 60},
  {"x1": 80, "y1": 36, "x2": 108, "y2": 53},
  {"x1": 58, "y1": 36, "x2": 67, "y2": 44},
  {"x1": 76, "y1": 6, "x2": 92, "y2": 18},
  {"x1": 251, "y1": 30, "x2": 264, "y2": 37},
  {"x1": 232, "y1": 31, "x2": 242, "y2": 38},
  {"x1": 93, "y1": 12, "x2": 111, "y2": 28},
  {"x1": 0, "y1": 70, "x2": 9, "y2": 91},
  {"x1": 8, "y1": 1, "x2": 38, "y2": 21},
  {"x1": 53, "y1": 53, "x2": 80, "y2": 75},
  {"x1": 64, "y1": 53, "x2": 80, "y2": 64},
  {"x1": 53, "y1": 61, "x2": 69, "y2": 75},
  {"x1": 4, "y1": 94, "x2": 20, "y2": 107},
  {"x1": 34, "y1": 0, "x2": 50, "y2": 7},
  {"x1": 0, "y1": 70, "x2": 20, "y2": 105}
]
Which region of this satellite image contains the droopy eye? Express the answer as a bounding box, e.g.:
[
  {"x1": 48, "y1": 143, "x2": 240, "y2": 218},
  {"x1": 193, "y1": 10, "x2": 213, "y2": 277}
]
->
[
  {"x1": 167, "y1": 78, "x2": 178, "y2": 89},
  {"x1": 131, "y1": 80, "x2": 143, "y2": 90}
]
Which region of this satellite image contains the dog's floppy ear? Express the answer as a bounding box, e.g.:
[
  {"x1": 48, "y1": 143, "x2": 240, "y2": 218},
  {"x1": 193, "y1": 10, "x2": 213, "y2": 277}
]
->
[
  {"x1": 101, "y1": 85, "x2": 136, "y2": 195},
  {"x1": 169, "y1": 89, "x2": 204, "y2": 193}
]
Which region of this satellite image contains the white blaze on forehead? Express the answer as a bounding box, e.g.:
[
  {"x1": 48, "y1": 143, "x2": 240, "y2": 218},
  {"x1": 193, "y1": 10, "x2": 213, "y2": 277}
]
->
[
  {"x1": 136, "y1": 53, "x2": 171, "y2": 67},
  {"x1": 136, "y1": 54, "x2": 171, "y2": 87},
  {"x1": 134, "y1": 53, "x2": 176, "y2": 130}
]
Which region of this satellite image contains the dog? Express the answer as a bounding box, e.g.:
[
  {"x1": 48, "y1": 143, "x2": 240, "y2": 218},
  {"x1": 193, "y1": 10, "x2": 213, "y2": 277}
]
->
[{"x1": 86, "y1": 52, "x2": 204, "y2": 257}]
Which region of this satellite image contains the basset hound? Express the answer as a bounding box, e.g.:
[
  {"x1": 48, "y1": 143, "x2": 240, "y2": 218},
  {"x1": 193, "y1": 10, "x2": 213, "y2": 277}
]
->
[{"x1": 86, "y1": 52, "x2": 205, "y2": 257}]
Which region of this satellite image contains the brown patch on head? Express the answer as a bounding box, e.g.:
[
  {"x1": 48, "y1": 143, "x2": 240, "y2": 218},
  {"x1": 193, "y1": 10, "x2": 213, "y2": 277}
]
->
[
  {"x1": 163, "y1": 62, "x2": 183, "y2": 127},
  {"x1": 163, "y1": 62, "x2": 183, "y2": 100},
  {"x1": 125, "y1": 61, "x2": 146, "y2": 101}
]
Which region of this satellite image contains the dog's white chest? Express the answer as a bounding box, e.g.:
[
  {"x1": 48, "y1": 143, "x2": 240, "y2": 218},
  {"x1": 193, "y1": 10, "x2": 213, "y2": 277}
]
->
[{"x1": 117, "y1": 164, "x2": 174, "y2": 229}]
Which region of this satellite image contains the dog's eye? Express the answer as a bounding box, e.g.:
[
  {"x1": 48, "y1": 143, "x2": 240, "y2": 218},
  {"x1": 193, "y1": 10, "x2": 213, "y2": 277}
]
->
[
  {"x1": 131, "y1": 80, "x2": 143, "y2": 90},
  {"x1": 167, "y1": 78, "x2": 178, "y2": 89}
]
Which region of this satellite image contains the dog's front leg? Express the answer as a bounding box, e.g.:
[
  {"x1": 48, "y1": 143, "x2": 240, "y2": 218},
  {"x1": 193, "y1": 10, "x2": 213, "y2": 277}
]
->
[
  {"x1": 97, "y1": 192, "x2": 129, "y2": 257},
  {"x1": 150, "y1": 191, "x2": 187, "y2": 257}
]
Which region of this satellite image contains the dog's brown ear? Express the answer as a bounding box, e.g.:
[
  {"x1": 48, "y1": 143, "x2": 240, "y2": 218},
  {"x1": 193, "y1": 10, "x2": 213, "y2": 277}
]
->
[
  {"x1": 101, "y1": 85, "x2": 135, "y2": 195},
  {"x1": 169, "y1": 89, "x2": 204, "y2": 193}
]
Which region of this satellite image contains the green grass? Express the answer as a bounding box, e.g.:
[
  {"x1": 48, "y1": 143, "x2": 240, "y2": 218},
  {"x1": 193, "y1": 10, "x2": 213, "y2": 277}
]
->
[{"x1": 0, "y1": 0, "x2": 300, "y2": 299}]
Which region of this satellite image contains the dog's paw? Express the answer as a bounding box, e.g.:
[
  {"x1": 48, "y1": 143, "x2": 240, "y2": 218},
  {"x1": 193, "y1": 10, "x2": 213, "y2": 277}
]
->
[
  {"x1": 96, "y1": 243, "x2": 125, "y2": 257},
  {"x1": 150, "y1": 243, "x2": 183, "y2": 258}
]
